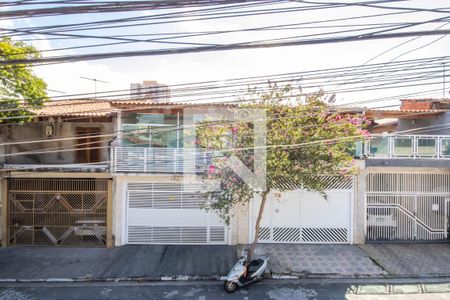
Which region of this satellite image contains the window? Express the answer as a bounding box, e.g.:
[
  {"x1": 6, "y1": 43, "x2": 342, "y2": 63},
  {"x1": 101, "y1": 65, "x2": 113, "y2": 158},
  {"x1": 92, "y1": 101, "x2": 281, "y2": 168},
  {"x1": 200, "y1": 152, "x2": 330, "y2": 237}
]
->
[{"x1": 121, "y1": 112, "x2": 180, "y2": 148}]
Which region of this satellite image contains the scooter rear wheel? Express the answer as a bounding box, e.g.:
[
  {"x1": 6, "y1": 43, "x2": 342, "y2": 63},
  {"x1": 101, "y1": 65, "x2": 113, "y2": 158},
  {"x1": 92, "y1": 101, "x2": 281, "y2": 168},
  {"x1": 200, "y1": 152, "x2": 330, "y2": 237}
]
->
[{"x1": 224, "y1": 281, "x2": 237, "y2": 293}]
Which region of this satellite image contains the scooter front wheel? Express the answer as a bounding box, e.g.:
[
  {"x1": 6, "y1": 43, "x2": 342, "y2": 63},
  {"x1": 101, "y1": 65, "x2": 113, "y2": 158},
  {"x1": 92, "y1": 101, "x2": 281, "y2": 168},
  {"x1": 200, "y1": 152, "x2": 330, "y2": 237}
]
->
[{"x1": 224, "y1": 281, "x2": 237, "y2": 293}]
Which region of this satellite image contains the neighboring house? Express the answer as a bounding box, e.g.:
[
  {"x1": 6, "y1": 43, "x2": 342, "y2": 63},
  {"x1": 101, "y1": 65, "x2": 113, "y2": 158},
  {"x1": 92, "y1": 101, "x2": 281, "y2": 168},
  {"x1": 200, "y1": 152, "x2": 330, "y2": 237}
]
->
[
  {"x1": 0, "y1": 99, "x2": 116, "y2": 248},
  {"x1": 110, "y1": 100, "x2": 234, "y2": 246},
  {"x1": 360, "y1": 99, "x2": 450, "y2": 243}
]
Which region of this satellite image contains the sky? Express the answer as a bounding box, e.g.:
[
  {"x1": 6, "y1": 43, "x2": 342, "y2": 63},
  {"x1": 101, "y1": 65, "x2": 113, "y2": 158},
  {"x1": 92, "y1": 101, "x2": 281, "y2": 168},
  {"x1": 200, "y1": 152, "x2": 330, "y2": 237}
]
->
[{"x1": 2, "y1": 0, "x2": 450, "y2": 108}]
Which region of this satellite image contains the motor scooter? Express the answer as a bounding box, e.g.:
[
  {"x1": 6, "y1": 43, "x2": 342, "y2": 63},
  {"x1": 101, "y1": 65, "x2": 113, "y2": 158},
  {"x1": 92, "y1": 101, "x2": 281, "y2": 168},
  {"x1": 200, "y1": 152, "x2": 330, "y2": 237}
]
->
[{"x1": 223, "y1": 250, "x2": 269, "y2": 293}]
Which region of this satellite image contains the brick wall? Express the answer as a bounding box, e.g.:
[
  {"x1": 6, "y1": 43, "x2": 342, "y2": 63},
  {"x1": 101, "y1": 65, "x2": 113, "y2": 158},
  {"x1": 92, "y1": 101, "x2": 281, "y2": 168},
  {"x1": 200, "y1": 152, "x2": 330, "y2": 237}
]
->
[{"x1": 400, "y1": 99, "x2": 437, "y2": 110}]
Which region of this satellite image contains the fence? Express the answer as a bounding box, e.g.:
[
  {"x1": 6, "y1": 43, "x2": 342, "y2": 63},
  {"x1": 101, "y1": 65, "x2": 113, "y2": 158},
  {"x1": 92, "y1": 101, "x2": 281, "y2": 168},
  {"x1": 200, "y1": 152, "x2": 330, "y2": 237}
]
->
[
  {"x1": 112, "y1": 147, "x2": 213, "y2": 173},
  {"x1": 366, "y1": 173, "x2": 450, "y2": 241},
  {"x1": 362, "y1": 135, "x2": 450, "y2": 159}
]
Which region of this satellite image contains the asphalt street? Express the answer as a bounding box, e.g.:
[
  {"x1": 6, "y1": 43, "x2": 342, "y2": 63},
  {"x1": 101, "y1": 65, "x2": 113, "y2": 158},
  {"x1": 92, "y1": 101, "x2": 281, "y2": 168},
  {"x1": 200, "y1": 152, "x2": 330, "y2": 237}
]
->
[{"x1": 1, "y1": 279, "x2": 450, "y2": 300}]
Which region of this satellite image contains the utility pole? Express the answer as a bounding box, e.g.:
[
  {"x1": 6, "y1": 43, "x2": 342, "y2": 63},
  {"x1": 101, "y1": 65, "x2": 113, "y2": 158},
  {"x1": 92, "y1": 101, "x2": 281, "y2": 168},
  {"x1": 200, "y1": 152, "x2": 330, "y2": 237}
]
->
[{"x1": 80, "y1": 76, "x2": 108, "y2": 98}]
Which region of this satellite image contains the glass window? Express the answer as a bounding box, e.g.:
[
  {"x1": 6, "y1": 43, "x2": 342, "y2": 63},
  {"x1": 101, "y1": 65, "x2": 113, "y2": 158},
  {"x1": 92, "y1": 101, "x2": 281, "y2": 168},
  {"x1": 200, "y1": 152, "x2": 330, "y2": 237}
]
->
[
  {"x1": 393, "y1": 137, "x2": 413, "y2": 157},
  {"x1": 122, "y1": 124, "x2": 181, "y2": 148},
  {"x1": 122, "y1": 124, "x2": 150, "y2": 147},
  {"x1": 122, "y1": 112, "x2": 178, "y2": 125},
  {"x1": 121, "y1": 112, "x2": 183, "y2": 147},
  {"x1": 137, "y1": 113, "x2": 165, "y2": 124},
  {"x1": 150, "y1": 126, "x2": 178, "y2": 148},
  {"x1": 441, "y1": 138, "x2": 450, "y2": 157},
  {"x1": 369, "y1": 136, "x2": 390, "y2": 157},
  {"x1": 417, "y1": 138, "x2": 436, "y2": 157}
]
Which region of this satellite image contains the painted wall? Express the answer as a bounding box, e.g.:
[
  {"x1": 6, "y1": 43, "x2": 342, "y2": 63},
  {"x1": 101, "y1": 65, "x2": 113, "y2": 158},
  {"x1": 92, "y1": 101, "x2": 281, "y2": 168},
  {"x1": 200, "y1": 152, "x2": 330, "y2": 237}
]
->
[
  {"x1": 397, "y1": 112, "x2": 450, "y2": 135},
  {"x1": 0, "y1": 120, "x2": 113, "y2": 165}
]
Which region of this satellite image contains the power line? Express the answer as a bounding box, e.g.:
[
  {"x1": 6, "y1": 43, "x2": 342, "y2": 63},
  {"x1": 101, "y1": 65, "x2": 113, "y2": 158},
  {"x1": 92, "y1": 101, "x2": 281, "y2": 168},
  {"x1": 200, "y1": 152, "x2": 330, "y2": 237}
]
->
[
  {"x1": 1, "y1": 87, "x2": 447, "y2": 150},
  {"x1": 1, "y1": 0, "x2": 267, "y2": 19},
  {"x1": 4, "y1": 29, "x2": 450, "y2": 66},
  {"x1": 1, "y1": 55, "x2": 449, "y2": 116}
]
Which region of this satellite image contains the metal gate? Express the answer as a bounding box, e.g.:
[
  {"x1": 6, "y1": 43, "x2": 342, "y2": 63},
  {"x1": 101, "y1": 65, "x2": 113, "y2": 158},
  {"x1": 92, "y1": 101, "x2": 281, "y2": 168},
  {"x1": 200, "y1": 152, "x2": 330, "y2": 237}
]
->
[
  {"x1": 253, "y1": 176, "x2": 354, "y2": 244},
  {"x1": 8, "y1": 178, "x2": 108, "y2": 247},
  {"x1": 125, "y1": 182, "x2": 227, "y2": 244},
  {"x1": 366, "y1": 173, "x2": 450, "y2": 241}
]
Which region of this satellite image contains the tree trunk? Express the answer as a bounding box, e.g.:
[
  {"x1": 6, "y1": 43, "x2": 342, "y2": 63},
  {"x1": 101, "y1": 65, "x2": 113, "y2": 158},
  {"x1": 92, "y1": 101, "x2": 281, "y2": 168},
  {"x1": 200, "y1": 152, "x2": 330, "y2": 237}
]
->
[{"x1": 247, "y1": 189, "x2": 270, "y2": 263}]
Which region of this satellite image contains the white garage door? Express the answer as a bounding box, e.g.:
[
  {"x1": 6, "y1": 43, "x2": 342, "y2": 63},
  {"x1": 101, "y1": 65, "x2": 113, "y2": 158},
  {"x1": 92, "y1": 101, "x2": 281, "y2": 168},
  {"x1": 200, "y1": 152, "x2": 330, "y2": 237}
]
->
[
  {"x1": 252, "y1": 181, "x2": 353, "y2": 244},
  {"x1": 125, "y1": 182, "x2": 227, "y2": 244}
]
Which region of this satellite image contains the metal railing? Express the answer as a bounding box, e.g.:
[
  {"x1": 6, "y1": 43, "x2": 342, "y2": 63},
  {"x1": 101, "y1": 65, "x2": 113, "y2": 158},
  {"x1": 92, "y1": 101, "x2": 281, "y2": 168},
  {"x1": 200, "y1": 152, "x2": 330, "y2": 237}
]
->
[
  {"x1": 112, "y1": 147, "x2": 213, "y2": 173},
  {"x1": 362, "y1": 134, "x2": 450, "y2": 159}
]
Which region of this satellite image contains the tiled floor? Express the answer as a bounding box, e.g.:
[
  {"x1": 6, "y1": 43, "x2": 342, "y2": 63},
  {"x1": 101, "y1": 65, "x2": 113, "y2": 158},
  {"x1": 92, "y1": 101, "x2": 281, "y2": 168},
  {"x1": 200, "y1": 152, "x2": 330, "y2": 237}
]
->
[
  {"x1": 359, "y1": 243, "x2": 450, "y2": 276},
  {"x1": 258, "y1": 244, "x2": 384, "y2": 275}
]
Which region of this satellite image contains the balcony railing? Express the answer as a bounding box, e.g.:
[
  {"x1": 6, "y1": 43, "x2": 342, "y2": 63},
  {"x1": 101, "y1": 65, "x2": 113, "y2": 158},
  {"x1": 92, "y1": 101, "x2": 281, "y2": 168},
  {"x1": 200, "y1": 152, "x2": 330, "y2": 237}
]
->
[
  {"x1": 112, "y1": 147, "x2": 213, "y2": 173},
  {"x1": 362, "y1": 134, "x2": 450, "y2": 159},
  {"x1": 2, "y1": 163, "x2": 109, "y2": 171}
]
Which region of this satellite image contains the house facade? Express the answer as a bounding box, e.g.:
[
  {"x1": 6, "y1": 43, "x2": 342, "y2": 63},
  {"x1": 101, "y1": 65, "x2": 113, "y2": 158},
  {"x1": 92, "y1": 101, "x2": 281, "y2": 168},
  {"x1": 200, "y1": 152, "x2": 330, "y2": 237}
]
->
[
  {"x1": 0, "y1": 100, "x2": 115, "y2": 247},
  {"x1": 360, "y1": 99, "x2": 450, "y2": 242},
  {"x1": 1, "y1": 98, "x2": 449, "y2": 248}
]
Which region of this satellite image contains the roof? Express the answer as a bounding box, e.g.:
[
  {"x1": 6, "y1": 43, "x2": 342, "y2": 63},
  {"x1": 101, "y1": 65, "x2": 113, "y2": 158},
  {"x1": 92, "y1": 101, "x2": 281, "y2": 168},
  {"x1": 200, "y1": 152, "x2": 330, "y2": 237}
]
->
[
  {"x1": 32, "y1": 98, "x2": 236, "y2": 117},
  {"x1": 109, "y1": 99, "x2": 236, "y2": 107},
  {"x1": 32, "y1": 99, "x2": 114, "y2": 117},
  {"x1": 400, "y1": 98, "x2": 450, "y2": 102},
  {"x1": 365, "y1": 109, "x2": 446, "y2": 119}
]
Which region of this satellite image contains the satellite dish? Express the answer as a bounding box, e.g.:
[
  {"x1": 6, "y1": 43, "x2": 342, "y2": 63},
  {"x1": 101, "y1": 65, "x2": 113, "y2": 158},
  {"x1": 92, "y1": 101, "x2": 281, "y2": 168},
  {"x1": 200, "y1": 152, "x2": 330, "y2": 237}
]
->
[{"x1": 327, "y1": 93, "x2": 336, "y2": 104}]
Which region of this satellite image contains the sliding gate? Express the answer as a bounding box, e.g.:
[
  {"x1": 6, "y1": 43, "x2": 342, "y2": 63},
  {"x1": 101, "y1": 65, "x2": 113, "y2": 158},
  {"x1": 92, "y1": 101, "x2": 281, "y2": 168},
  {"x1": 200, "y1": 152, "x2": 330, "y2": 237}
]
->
[
  {"x1": 366, "y1": 173, "x2": 450, "y2": 241},
  {"x1": 7, "y1": 178, "x2": 109, "y2": 247}
]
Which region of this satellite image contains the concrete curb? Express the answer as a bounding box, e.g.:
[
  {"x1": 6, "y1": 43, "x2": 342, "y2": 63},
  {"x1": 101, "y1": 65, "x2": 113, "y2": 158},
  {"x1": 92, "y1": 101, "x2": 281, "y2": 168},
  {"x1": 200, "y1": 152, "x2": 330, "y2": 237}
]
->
[
  {"x1": 270, "y1": 273, "x2": 450, "y2": 280},
  {"x1": 1, "y1": 274, "x2": 450, "y2": 284},
  {"x1": 0, "y1": 275, "x2": 227, "y2": 284}
]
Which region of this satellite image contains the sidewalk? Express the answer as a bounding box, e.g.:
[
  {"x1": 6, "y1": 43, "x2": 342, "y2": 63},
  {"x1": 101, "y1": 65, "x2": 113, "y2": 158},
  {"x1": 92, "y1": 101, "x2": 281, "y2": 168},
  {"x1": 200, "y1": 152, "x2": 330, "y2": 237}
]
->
[
  {"x1": 255, "y1": 243, "x2": 450, "y2": 278},
  {"x1": 254, "y1": 244, "x2": 385, "y2": 277},
  {"x1": 0, "y1": 243, "x2": 449, "y2": 282},
  {"x1": 0, "y1": 245, "x2": 237, "y2": 281},
  {"x1": 359, "y1": 243, "x2": 450, "y2": 276}
]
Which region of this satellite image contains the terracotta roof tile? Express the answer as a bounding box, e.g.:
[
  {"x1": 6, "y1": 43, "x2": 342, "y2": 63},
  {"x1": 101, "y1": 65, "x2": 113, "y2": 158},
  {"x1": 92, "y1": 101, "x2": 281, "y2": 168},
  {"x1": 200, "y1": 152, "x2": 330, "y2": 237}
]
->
[
  {"x1": 365, "y1": 109, "x2": 446, "y2": 119},
  {"x1": 32, "y1": 99, "x2": 114, "y2": 117},
  {"x1": 109, "y1": 99, "x2": 236, "y2": 107},
  {"x1": 32, "y1": 99, "x2": 236, "y2": 117}
]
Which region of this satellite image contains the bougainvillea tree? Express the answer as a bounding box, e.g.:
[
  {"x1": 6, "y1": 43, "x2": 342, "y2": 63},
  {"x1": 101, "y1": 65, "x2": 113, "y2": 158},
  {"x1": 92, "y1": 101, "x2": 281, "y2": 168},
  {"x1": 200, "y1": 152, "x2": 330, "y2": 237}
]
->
[{"x1": 196, "y1": 84, "x2": 369, "y2": 260}]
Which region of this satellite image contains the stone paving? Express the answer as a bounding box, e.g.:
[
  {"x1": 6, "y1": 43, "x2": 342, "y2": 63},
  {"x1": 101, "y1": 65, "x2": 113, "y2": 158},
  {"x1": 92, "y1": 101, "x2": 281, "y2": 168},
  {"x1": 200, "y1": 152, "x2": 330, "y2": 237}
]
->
[
  {"x1": 359, "y1": 243, "x2": 450, "y2": 276},
  {"x1": 257, "y1": 244, "x2": 384, "y2": 276}
]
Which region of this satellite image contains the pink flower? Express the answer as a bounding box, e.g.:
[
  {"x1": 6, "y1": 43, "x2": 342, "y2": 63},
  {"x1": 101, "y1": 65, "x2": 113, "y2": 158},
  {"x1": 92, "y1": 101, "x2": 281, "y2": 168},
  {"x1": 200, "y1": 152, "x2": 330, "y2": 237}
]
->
[
  {"x1": 339, "y1": 169, "x2": 349, "y2": 175},
  {"x1": 208, "y1": 164, "x2": 216, "y2": 174},
  {"x1": 231, "y1": 127, "x2": 238, "y2": 133},
  {"x1": 358, "y1": 129, "x2": 371, "y2": 139}
]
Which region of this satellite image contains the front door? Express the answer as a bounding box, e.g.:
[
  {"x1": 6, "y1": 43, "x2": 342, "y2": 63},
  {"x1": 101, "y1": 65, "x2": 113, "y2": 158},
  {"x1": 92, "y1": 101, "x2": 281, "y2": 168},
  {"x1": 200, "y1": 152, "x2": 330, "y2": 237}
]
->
[{"x1": 76, "y1": 127, "x2": 101, "y2": 163}]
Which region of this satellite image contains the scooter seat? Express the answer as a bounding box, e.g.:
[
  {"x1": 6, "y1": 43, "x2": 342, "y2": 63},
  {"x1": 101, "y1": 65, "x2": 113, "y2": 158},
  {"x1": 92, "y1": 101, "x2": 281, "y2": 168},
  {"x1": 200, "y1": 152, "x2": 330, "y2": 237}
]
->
[{"x1": 247, "y1": 259, "x2": 264, "y2": 274}]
